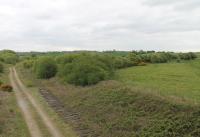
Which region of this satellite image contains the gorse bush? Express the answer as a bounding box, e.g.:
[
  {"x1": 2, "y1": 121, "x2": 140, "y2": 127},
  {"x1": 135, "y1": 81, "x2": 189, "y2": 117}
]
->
[
  {"x1": 60, "y1": 54, "x2": 113, "y2": 86},
  {"x1": 34, "y1": 57, "x2": 57, "y2": 79}
]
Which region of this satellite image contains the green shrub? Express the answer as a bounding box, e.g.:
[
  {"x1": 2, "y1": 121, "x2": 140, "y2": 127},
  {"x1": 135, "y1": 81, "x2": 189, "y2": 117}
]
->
[
  {"x1": 0, "y1": 80, "x2": 3, "y2": 86},
  {"x1": 179, "y1": 53, "x2": 197, "y2": 60},
  {"x1": 189, "y1": 52, "x2": 198, "y2": 59},
  {"x1": 140, "y1": 54, "x2": 151, "y2": 62},
  {"x1": 0, "y1": 63, "x2": 3, "y2": 73},
  {"x1": 150, "y1": 53, "x2": 168, "y2": 63},
  {"x1": 128, "y1": 53, "x2": 142, "y2": 65},
  {"x1": 55, "y1": 54, "x2": 80, "y2": 64},
  {"x1": 111, "y1": 56, "x2": 133, "y2": 69},
  {"x1": 0, "y1": 57, "x2": 3, "y2": 62},
  {"x1": 0, "y1": 50, "x2": 19, "y2": 64},
  {"x1": 34, "y1": 57, "x2": 57, "y2": 79},
  {"x1": 22, "y1": 60, "x2": 35, "y2": 69},
  {"x1": 127, "y1": 51, "x2": 196, "y2": 64},
  {"x1": 177, "y1": 58, "x2": 181, "y2": 63},
  {"x1": 60, "y1": 54, "x2": 113, "y2": 86}
]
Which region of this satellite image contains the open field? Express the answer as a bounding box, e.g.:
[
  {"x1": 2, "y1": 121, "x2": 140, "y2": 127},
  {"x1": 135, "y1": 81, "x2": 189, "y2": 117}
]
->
[{"x1": 115, "y1": 59, "x2": 200, "y2": 104}]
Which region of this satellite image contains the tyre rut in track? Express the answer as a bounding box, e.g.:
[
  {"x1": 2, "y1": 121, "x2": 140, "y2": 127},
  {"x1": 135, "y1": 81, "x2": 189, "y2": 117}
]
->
[{"x1": 39, "y1": 88, "x2": 98, "y2": 137}]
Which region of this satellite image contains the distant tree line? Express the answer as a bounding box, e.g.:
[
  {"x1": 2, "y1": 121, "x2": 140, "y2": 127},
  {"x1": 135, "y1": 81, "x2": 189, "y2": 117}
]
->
[{"x1": 128, "y1": 51, "x2": 197, "y2": 64}]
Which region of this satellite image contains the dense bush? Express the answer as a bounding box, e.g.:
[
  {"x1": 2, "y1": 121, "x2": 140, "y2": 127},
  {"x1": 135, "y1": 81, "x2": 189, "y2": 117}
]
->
[
  {"x1": 22, "y1": 59, "x2": 35, "y2": 69},
  {"x1": 113, "y1": 56, "x2": 133, "y2": 68},
  {"x1": 150, "y1": 53, "x2": 168, "y2": 63},
  {"x1": 140, "y1": 54, "x2": 151, "y2": 62},
  {"x1": 0, "y1": 63, "x2": 3, "y2": 73},
  {"x1": 127, "y1": 52, "x2": 196, "y2": 64},
  {"x1": 95, "y1": 54, "x2": 132, "y2": 69},
  {"x1": 55, "y1": 54, "x2": 80, "y2": 64},
  {"x1": 34, "y1": 57, "x2": 57, "y2": 79},
  {"x1": 179, "y1": 52, "x2": 197, "y2": 60},
  {"x1": 0, "y1": 50, "x2": 19, "y2": 64},
  {"x1": 128, "y1": 53, "x2": 142, "y2": 65},
  {"x1": 60, "y1": 54, "x2": 113, "y2": 86},
  {"x1": 0, "y1": 80, "x2": 3, "y2": 86}
]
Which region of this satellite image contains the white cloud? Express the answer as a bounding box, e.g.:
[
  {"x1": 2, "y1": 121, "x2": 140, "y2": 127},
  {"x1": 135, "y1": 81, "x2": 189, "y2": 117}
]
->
[{"x1": 0, "y1": 0, "x2": 200, "y2": 51}]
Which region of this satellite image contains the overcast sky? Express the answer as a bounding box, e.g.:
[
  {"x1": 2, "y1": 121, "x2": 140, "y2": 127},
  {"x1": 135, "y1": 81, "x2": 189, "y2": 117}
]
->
[{"x1": 0, "y1": 0, "x2": 200, "y2": 52}]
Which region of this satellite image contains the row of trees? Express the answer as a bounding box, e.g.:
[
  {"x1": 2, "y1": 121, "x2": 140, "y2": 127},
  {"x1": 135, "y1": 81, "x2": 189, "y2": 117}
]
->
[
  {"x1": 22, "y1": 51, "x2": 197, "y2": 86},
  {"x1": 128, "y1": 52, "x2": 197, "y2": 64}
]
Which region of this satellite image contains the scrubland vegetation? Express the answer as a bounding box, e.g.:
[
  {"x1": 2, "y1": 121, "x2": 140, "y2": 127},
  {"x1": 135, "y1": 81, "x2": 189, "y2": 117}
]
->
[
  {"x1": 21, "y1": 51, "x2": 197, "y2": 86},
  {"x1": 16, "y1": 50, "x2": 200, "y2": 137},
  {"x1": 0, "y1": 49, "x2": 199, "y2": 136}
]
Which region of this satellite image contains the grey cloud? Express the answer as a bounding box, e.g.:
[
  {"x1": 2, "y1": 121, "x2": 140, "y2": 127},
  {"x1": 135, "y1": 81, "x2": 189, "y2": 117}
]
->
[
  {"x1": 0, "y1": 0, "x2": 200, "y2": 52},
  {"x1": 144, "y1": 0, "x2": 200, "y2": 11}
]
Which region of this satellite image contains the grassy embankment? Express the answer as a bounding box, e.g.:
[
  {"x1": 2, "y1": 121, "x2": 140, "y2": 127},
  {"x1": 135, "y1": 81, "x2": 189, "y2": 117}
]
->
[
  {"x1": 0, "y1": 64, "x2": 30, "y2": 137},
  {"x1": 16, "y1": 59, "x2": 200, "y2": 137}
]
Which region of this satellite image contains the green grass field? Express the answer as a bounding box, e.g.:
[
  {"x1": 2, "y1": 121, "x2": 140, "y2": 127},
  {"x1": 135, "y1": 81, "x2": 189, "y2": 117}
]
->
[{"x1": 115, "y1": 59, "x2": 200, "y2": 104}]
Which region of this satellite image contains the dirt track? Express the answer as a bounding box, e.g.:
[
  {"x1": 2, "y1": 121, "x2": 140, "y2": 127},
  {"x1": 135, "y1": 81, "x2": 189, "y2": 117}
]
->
[{"x1": 10, "y1": 68, "x2": 64, "y2": 137}]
